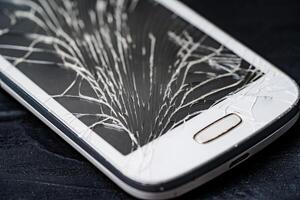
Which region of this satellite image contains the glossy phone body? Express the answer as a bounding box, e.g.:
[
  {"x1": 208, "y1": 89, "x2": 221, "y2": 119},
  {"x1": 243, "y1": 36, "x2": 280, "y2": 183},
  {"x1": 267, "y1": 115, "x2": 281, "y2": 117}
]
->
[{"x1": 0, "y1": 0, "x2": 299, "y2": 199}]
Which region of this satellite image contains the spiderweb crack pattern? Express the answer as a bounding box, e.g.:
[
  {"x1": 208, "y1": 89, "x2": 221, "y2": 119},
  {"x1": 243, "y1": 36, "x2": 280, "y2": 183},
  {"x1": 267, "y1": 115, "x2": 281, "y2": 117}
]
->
[{"x1": 0, "y1": 0, "x2": 263, "y2": 154}]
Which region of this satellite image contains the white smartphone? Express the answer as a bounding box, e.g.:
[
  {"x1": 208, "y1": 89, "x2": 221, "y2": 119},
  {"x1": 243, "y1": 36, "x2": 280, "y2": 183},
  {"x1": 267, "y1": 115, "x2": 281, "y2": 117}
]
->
[{"x1": 0, "y1": 0, "x2": 299, "y2": 199}]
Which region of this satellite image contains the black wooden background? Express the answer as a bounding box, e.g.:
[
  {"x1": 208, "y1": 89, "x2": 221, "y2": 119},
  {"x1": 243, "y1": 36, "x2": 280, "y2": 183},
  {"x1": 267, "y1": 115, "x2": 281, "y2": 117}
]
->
[{"x1": 0, "y1": 0, "x2": 300, "y2": 199}]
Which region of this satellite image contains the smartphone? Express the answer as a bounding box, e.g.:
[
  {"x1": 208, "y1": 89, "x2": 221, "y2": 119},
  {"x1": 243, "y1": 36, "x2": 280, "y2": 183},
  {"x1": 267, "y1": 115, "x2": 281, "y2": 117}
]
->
[{"x1": 0, "y1": 0, "x2": 299, "y2": 199}]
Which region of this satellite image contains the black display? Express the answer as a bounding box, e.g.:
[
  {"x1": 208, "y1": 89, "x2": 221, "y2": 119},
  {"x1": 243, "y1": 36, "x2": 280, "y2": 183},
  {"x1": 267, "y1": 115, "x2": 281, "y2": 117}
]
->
[{"x1": 0, "y1": 0, "x2": 263, "y2": 155}]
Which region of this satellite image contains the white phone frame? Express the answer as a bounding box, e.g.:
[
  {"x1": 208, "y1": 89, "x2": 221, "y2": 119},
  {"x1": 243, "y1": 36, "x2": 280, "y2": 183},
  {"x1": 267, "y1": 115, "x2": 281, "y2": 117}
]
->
[{"x1": 0, "y1": 0, "x2": 299, "y2": 199}]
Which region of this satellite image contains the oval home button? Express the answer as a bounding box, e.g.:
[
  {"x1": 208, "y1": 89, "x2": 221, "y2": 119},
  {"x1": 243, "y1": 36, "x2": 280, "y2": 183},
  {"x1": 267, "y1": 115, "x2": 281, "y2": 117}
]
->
[{"x1": 194, "y1": 113, "x2": 242, "y2": 144}]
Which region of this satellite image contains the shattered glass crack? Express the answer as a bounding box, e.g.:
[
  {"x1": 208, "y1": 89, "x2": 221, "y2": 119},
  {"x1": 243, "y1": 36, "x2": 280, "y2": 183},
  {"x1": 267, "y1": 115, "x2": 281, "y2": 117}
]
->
[{"x1": 0, "y1": 0, "x2": 263, "y2": 155}]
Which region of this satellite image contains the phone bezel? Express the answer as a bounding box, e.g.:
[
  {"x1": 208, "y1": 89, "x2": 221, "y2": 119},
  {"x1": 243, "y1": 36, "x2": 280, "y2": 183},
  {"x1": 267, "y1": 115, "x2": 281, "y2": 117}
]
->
[{"x1": 0, "y1": 0, "x2": 299, "y2": 195}]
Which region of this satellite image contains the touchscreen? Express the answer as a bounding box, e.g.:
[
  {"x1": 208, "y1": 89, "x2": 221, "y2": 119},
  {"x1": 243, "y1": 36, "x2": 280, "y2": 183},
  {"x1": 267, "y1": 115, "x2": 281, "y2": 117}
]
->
[{"x1": 0, "y1": 0, "x2": 263, "y2": 154}]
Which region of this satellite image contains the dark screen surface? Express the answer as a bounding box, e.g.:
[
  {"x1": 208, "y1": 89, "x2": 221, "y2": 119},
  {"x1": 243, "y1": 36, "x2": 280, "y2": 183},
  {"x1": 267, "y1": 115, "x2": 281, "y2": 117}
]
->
[
  {"x1": 0, "y1": 0, "x2": 300, "y2": 199},
  {"x1": 0, "y1": 0, "x2": 263, "y2": 155}
]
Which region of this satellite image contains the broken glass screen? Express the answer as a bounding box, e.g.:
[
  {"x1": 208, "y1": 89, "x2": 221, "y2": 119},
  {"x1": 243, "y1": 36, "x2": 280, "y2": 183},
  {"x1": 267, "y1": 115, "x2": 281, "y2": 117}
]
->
[{"x1": 0, "y1": 0, "x2": 263, "y2": 155}]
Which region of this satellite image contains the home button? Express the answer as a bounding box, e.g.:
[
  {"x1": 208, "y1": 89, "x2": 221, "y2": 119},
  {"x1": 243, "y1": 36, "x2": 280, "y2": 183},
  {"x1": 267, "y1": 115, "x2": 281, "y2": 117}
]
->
[{"x1": 194, "y1": 113, "x2": 242, "y2": 144}]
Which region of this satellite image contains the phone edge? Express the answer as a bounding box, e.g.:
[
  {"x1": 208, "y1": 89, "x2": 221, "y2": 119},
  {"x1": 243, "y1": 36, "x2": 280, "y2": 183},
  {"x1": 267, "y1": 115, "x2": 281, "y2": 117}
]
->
[{"x1": 0, "y1": 71, "x2": 299, "y2": 199}]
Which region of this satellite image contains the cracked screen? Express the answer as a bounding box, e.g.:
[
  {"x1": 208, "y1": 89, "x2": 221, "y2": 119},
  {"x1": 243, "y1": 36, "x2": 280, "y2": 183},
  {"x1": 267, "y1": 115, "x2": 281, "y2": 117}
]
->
[{"x1": 0, "y1": 0, "x2": 263, "y2": 155}]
